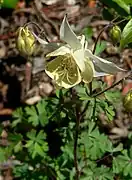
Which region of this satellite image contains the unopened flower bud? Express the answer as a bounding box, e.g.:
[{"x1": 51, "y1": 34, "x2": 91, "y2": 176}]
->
[
  {"x1": 109, "y1": 25, "x2": 121, "y2": 45},
  {"x1": 16, "y1": 27, "x2": 35, "y2": 56},
  {"x1": 0, "y1": 0, "x2": 3, "y2": 5},
  {"x1": 123, "y1": 90, "x2": 132, "y2": 112}
]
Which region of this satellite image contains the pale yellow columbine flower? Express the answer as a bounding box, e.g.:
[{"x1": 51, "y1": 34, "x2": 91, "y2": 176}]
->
[{"x1": 34, "y1": 15, "x2": 125, "y2": 89}]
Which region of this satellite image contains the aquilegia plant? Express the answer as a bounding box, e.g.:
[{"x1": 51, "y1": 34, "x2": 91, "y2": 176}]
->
[{"x1": 10, "y1": 14, "x2": 132, "y2": 180}]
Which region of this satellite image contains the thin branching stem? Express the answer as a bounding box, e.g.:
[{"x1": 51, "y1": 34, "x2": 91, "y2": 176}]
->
[
  {"x1": 111, "y1": 15, "x2": 120, "y2": 23},
  {"x1": 24, "y1": 21, "x2": 50, "y2": 42},
  {"x1": 92, "y1": 15, "x2": 126, "y2": 55},
  {"x1": 115, "y1": 18, "x2": 128, "y2": 25},
  {"x1": 93, "y1": 72, "x2": 132, "y2": 98},
  {"x1": 92, "y1": 24, "x2": 110, "y2": 54},
  {"x1": 24, "y1": 21, "x2": 41, "y2": 30}
]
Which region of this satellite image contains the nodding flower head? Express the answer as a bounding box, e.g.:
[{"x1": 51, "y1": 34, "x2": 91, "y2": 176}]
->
[
  {"x1": 16, "y1": 26, "x2": 35, "y2": 56},
  {"x1": 123, "y1": 90, "x2": 132, "y2": 112},
  {"x1": 109, "y1": 25, "x2": 121, "y2": 45}
]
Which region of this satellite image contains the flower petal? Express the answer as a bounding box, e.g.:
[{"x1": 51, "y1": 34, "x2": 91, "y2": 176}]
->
[
  {"x1": 58, "y1": 67, "x2": 81, "y2": 88},
  {"x1": 33, "y1": 32, "x2": 62, "y2": 51},
  {"x1": 81, "y1": 59, "x2": 94, "y2": 83},
  {"x1": 93, "y1": 65, "x2": 109, "y2": 77},
  {"x1": 85, "y1": 49, "x2": 125, "y2": 74},
  {"x1": 45, "y1": 55, "x2": 81, "y2": 89},
  {"x1": 72, "y1": 48, "x2": 85, "y2": 71},
  {"x1": 79, "y1": 35, "x2": 86, "y2": 48},
  {"x1": 60, "y1": 15, "x2": 81, "y2": 49},
  {"x1": 32, "y1": 32, "x2": 48, "y2": 45},
  {"x1": 46, "y1": 45, "x2": 70, "y2": 57},
  {"x1": 94, "y1": 71, "x2": 109, "y2": 77}
]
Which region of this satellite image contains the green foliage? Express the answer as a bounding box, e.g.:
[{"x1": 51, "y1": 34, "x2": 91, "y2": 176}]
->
[
  {"x1": 13, "y1": 163, "x2": 49, "y2": 180},
  {"x1": 94, "y1": 41, "x2": 107, "y2": 55},
  {"x1": 8, "y1": 133, "x2": 23, "y2": 153},
  {"x1": 12, "y1": 107, "x2": 24, "y2": 127},
  {"x1": 97, "y1": 98, "x2": 115, "y2": 121},
  {"x1": 100, "y1": 0, "x2": 131, "y2": 18},
  {"x1": 1, "y1": 0, "x2": 19, "y2": 8},
  {"x1": 25, "y1": 100, "x2": 48, "y2": 127},
  {"x1": 26, "y1": 130, "x2": 48, "y2": 159},
  {"x1": 120, "y1": 19, "x2": 132, "y2": 49},
  {"x1": 79, "y1": 122, "x2": 123, "y2": 161},
  {"x1": 113, "y1": 149, "x2": 132, "y2": 178},
  {"x1": 80, "y1": 122, "x2": 113, "y2": 160},
  {"x1": 81, "y1": 165, "x2": 114, "y2": 180},
  {"x1": 83, "y1": 27, "x2": 93, "y2": 40},
  {"x1": 100, "y1": 0, "x2": 132, "y2": 50},
  {"x1": 0, "y1": 148, "x2": 7, "y2": 162},
  {"x1": 0, "y1": 83, "x2": 130, "y2": 180},
  {"x1": 104, "y1": 90, "x2": 121, "y2": 105},
  {"x1": 124, "y1": 0, "x2": 132, "y2": 5},
  {"x1": 0, "y1": 147, "x2": 12, "y2": 162},
  {"x1": 75, "y1": 83, "x2": 119, "y2": 121},
  {"x1": 1, "y1": 81, "x2": 129, "y2": 179},
  {"x1": 112, "y1": 0, "x2": 131, "y2": 14}
]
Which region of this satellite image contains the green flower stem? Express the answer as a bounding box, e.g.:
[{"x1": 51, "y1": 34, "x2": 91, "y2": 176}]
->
[
  {"x1": 80, "y1": 101, "x2": 90, "y2": 119},
  {"x1": 91, "y1": 97, "x2": 97, "y2": 121}
]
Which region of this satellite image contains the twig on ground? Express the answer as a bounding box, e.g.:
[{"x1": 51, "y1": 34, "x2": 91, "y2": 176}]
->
[
  {"x1": 33, "y1": 0, "x2": 59, "y2": 37},
  {"x1": 13, "y1": 8, "x2": 35, "y2": 14}
]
